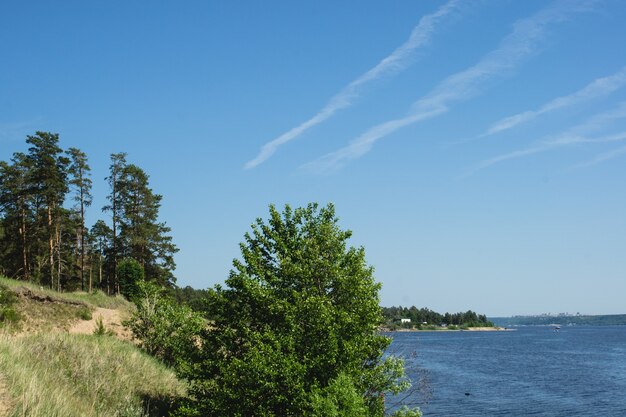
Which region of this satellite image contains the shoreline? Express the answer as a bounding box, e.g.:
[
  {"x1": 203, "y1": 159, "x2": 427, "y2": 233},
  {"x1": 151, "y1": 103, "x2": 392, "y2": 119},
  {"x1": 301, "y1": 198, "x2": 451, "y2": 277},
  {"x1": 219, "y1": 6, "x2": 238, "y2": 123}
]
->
[{"x1": 381, "y1": 326, "x2": 515, "y2": 332}]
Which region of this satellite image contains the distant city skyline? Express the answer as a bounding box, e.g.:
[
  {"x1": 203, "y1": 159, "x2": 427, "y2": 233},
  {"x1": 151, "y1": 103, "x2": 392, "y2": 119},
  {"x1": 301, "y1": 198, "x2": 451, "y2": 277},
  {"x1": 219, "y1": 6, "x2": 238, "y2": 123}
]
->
[{"x1": 2, "y1": 0, "x2": 625, "y2": 316}]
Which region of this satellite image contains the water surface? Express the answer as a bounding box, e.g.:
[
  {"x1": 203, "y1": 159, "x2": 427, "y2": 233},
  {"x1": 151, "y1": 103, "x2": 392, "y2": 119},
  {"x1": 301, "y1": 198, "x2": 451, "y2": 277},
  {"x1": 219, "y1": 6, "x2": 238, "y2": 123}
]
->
[{"x1": 387, "y1": 326, "x2": 626, "y2": 416}]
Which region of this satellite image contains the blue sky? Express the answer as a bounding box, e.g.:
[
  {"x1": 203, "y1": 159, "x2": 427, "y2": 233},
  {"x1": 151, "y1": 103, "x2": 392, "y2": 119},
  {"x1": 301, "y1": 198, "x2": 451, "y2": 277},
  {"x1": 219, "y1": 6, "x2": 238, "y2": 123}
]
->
[{"x1": 2, "y1": 0, "x2": 626, "y2": 316}]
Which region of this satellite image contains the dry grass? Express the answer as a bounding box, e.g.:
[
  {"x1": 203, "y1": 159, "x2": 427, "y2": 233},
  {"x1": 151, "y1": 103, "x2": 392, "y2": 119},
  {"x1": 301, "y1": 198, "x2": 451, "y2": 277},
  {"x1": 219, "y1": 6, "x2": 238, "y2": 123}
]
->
[
  {"x1": 0, "y1": 276, "x2": 185, "y2": 416},
  {"x1": 0, "y1": 333, "x2": 187, "y2": 417},
  {"x1": 0, "y1": 276, "x2": 134, "y2": 334},
  {"x1": 0, "y1": 276, "x2": 131, "y2": 310}
]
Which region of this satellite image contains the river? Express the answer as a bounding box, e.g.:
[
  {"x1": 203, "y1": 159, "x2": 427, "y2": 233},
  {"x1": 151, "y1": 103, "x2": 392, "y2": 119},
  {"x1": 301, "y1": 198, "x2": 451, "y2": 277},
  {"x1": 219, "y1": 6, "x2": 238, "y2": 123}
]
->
[{"x1": 386, "y1": 326, "x2": 626, "y2": 416}]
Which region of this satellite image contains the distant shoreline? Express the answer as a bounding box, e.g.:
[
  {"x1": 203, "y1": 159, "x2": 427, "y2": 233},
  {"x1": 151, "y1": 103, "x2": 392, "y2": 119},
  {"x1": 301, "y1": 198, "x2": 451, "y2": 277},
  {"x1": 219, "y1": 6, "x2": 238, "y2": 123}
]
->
[{"x1": 381, "y1": 326, "x2": 514, "y2": 332}]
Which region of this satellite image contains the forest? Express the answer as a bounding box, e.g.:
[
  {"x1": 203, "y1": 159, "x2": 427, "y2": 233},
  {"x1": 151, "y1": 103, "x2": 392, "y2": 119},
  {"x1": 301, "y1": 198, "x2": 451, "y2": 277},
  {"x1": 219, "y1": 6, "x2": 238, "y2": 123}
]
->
[
  {"x1": 0, "y1": 132, "x2": 177, "y2": 297},
  {"x1": 382, "y1": 306, "x2": 493, "y2": 329}
]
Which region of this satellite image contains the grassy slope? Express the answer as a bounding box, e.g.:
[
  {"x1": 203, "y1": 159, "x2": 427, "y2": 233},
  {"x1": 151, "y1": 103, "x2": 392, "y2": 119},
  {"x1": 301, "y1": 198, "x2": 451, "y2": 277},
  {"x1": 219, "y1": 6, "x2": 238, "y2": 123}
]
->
[
  {"x1": 0, "y1": 276, "x2": 131, "y2": 309},
  {"x1": 0, "y1": 276, "x2": 186, "y2": 417},
  {"x1": 0, "y1": 276, "x2": 133, "y2": 334}
]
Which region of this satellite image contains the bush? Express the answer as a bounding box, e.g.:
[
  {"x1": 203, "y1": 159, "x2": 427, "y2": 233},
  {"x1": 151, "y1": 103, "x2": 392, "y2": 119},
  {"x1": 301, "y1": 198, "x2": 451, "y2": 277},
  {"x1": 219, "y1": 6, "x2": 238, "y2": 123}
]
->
[
  {"x1": 77, "y1": 306, "x2": 93, "y2": 321},
  {"x1": 0, "y1": 285, "x2": 20, "y2": 325},
  {"x1": 118, "y1": 258, "x2": 145, "y2": 303},
  {"x1": 0, "y1": 306, "x2": 19, "y2": 324},
  {"x1": 93, "y1": 316, "x2": 114, "y2": 336},
  {"x1": 126, "y1": 281, "x2": 204, "y2": 369}
]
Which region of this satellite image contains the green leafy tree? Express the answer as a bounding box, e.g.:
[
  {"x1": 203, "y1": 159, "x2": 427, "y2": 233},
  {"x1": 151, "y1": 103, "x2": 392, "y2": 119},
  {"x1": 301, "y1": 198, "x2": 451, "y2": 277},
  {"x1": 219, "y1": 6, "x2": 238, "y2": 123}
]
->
[
  {"x1": 117, "y1": 257, "x2": 145, "y2": 303},
  {"x1": 180, "y1": 203, "x2": 420, "y2": 417},
  {"x1": 126, "y1": 281, "x2": 204, "y2": 369}
]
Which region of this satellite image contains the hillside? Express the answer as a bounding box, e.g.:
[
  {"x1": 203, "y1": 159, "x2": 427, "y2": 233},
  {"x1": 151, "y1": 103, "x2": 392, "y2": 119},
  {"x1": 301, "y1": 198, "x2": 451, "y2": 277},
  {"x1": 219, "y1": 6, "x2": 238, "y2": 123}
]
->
[{"x1": 0, "y1": 276, "x2": 186, "y2": 417}]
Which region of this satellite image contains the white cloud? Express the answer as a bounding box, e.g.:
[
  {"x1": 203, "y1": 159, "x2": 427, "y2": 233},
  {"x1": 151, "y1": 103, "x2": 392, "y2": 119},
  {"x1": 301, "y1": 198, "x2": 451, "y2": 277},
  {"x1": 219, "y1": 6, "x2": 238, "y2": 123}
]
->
[
  {"x1": 483, "y1": 66, "x2": 626, "y2": 137},
  {"x1": 303, "y1": 0, "x2": 597, "y2": 173},
  {"x1": 469, "y1": 102, "x2": 626, "y2": 173},
  {"x1": 244, "y1": 0, "x2": 462, "y2": 169},
  {"x1": 573, "y1": 144, "x2": 626, "y2": 168}
]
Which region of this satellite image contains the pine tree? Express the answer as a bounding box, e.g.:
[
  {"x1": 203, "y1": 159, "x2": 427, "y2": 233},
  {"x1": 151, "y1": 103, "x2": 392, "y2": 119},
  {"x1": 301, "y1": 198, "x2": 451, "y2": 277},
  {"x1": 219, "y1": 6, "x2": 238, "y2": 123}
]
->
[
  {"x1": 103, "y1": 153, "x2": 127, "y2": 294},
  {"x1": 25, "y1": 132, "x2": 69, "y2": 288},
  {"x1": 90, "y1": 220, "x2": 112, "y2": 293},
  {"x1": 0, "y1": 154, "x2": 33, "y2": 280},
  {"x1": 118, "y1": 164, "x2": 178, "y2": 286},
  {"x1": 67, "y1": 148, "x2": 93, "y2": 291}
]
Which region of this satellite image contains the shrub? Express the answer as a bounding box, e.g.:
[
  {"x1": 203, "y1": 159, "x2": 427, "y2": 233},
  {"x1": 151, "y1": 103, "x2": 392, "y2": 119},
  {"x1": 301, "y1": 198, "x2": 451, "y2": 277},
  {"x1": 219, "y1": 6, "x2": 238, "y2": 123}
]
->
[
  {"x1": 126, "y1": 281, "x2": 204, "y2": 369},
  {"x1": 118, "y1": 258, "x2": 145, "y2": 303},
  {"x1": 93, "y1": 316, "x2": 114, "y2": 336},
  {"x1": 0, "y1": 306, "x2": 19, "y2": 324},
  {"x1": 0, "y1": 285, "x2": 20, "y2": 326},
  {"x1": 77, "y1": 306, "x2": 93, "y2": 320}
]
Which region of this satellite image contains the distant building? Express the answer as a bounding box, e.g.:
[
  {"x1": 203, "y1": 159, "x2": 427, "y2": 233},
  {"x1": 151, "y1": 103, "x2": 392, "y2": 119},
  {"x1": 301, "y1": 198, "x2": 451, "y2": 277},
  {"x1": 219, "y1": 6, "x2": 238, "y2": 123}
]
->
[{"x1": 400, "y1": 318, "x2": 411, "y2": 324}]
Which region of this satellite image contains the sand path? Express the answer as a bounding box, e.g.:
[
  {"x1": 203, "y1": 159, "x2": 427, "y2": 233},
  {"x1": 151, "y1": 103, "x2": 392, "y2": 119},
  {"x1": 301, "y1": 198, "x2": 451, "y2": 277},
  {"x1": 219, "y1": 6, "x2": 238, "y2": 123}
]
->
[{"x1": 69, "y1": 307, "x2": 132, "y2": 340}]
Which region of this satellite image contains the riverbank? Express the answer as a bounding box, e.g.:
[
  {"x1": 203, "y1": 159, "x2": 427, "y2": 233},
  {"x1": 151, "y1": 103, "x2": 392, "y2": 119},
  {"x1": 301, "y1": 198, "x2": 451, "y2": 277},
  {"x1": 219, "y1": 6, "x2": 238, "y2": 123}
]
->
[{"x1": 381, "y1": 326, "x2": 513, "y2": 332}]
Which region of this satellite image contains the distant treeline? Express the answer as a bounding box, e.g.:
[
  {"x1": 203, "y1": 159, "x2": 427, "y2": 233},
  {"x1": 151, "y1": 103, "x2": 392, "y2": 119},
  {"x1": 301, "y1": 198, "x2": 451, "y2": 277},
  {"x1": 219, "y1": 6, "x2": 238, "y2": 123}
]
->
[
  {"x1": 491, "y1": 314, "x2": 626, "y2": 327},
  {"x1": 170, "y1": 285, "x2": 210, "y2": 314},
  {"x1": 382, "y1": 306, "x2": 494, "y2": 328}
]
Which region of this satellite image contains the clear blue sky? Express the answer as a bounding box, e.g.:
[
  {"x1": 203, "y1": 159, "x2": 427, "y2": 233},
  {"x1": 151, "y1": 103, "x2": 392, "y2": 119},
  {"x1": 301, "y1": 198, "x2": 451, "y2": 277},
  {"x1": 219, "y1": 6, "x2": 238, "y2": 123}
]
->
[{"x1": 2, "y1": 0, "x2": 625, "y2": 316}]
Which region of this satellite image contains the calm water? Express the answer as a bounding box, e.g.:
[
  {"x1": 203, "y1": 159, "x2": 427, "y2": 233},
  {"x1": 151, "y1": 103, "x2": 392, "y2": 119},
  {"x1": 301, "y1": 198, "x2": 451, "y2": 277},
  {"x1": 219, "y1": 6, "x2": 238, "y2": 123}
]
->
[{"x1": 386, "y1": 326, "x2": 626, "y2": 416}]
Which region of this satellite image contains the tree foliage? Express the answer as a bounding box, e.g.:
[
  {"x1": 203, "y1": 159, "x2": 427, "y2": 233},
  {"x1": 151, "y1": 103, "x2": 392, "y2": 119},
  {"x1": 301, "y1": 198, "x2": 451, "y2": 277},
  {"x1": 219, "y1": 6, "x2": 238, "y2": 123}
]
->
[
  {"x1": 382, "y1": 306, "x2": 493, "y2": 328},
  {"x1": 126, "y1": 281, "x2": 204, "y2": 369},
  {"x1": 0, "y1": 132, "x2": 178, "y2": 294},
  {"x1": 117, "y1": 258, "x2": 145, "y2": 303},
  {"x1": 179, "y1": 203, "x2": 420, "y2": 417}
]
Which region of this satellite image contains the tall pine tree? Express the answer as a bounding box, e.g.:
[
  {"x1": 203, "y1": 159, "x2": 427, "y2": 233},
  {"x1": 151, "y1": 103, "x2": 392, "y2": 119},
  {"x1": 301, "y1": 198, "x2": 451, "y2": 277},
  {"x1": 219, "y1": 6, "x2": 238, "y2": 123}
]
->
[{"x1": 67, "y1": 148, "x2": 93, "y2": 291}]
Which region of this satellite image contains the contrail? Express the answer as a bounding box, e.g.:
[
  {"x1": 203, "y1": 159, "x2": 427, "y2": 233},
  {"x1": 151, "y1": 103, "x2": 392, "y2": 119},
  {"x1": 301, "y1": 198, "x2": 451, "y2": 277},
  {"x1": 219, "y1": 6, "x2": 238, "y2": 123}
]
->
[
  {"x1": 302, "y1": 0, "x2": 597, "y2": 173},
  {"x1": 482, "y1": 65, "x2": 626, "y2": 137},
  {"x1": 467, "y1": 102, "x2": 626, "y2": 174},
  {"x1": 244, "y1": 0, "x2": 462, "y2": 169},
  {"x1": 573, "y1": 143, "x2": 626, "y2": 168},
  {"x1": 470, "y1": 131, "x2": 626, "y2": 174}
]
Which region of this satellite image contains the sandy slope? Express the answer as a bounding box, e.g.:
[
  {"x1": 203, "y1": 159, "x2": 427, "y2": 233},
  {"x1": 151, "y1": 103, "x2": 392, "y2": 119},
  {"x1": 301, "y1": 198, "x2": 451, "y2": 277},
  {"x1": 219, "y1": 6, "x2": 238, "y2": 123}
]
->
[{"x1": 69, "y1": 307, "x2": 133, "y2": 340}]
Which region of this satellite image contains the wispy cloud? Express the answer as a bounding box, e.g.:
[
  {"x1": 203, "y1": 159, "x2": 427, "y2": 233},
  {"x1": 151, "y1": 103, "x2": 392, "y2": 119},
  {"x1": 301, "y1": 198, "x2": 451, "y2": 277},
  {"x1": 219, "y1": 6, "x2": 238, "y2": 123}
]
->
[
  {"x1": 244, "y1": 0, "x2": 462, "y2": 169},
  {"x1": 468, "y1": 102, "x2": 626, "y2": 174},
  {"x1": 303, "y1": 0, "x2": 597, "y2": 173},
  {"x1": 0, "y1": 119, "x2": 43, "y2": 142},
  {"x1": 482, "y1": 65, "x2": 626, "y2": 137},
  {"x1": 573, "y1": 144, "x2": 626, "y2": 168}
]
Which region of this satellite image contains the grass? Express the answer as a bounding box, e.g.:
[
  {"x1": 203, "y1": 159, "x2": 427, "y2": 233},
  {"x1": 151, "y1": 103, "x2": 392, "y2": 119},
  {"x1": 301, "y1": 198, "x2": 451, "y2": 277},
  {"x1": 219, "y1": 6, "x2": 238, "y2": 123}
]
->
[
  {"x1": 0, "y1": 276, "x2": 134, "y2": 333},
  {"x1": 0, "y1": 275, "x2": 187, "y2": 415},
  {"x1": 0, "y1": 332, "x2": 187, "y2": 417},
  {"x1": 0, "y1": 276, "x2": 132, "y2": 310}
]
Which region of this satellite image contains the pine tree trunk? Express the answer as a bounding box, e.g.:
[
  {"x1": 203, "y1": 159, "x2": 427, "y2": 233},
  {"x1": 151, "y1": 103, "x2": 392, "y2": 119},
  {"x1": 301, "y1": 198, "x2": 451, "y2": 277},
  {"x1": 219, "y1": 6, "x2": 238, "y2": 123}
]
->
[
  {"x1": 112, "y1": 177, "x2": 117, "y2": 295},
  {"x1": 20, "y1": 204, "x2": 29, "y2": 281},
  {"x1": 56, "y1": 224, "x2": 62, "y2": 291},
  {"x1": 80, "y1": 186, "x2": 85, "y2": 291},
  {"x1": 89, "y1": 257, "x2": 93, "y2": 293},
  {"x1": 48, "y1": 205, "x2": 54, "y2": 289},
  {"x1": 99, "y1": 255, "x2": 104, "y2": 293}
]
